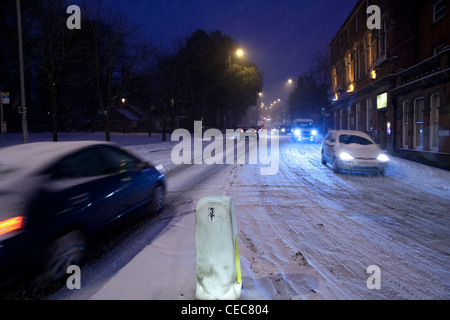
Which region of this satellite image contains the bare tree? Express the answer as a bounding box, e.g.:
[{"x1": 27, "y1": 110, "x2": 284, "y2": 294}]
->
[{"x1": 27, "y1": 0, "x2": 78, "y2": 141}]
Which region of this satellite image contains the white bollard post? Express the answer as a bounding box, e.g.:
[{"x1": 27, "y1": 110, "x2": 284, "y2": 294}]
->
[{"x1": 195, "y1": 196, "x2": 242, "y2": 300}]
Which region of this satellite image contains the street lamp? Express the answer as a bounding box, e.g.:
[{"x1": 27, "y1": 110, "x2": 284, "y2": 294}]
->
[
  {"x1": 121, "y1": 98, "x2": 126, "y2": 133},
  {"x1": 228, "y1": 48, "x2": 244, "y2": 66},
  {"x1": 227, "y1": 48, "x2": 245, "y2": 129}
]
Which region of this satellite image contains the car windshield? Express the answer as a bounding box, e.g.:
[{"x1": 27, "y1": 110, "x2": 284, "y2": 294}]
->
[
  {"x1": 339, "y1": 134, "x2": 374, "y2": 145},
  {"x1": 295, "y1": 122, "x2": 313, "y2": 128}
]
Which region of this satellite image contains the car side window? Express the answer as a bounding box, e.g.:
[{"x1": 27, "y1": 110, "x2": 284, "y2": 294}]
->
[
  {"x1": 97, "y1": 147, "x2": 140, "y2": 175},
  {"x1": 47, "y1": 149, "x2": 106, "y2": 180}
]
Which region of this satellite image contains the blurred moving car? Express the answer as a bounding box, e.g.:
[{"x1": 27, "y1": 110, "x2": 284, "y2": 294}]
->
[
  {"x1": 321, "y1": 130, "x2": 389, "y2": 174},
  {"x1": 279, "y1": 125, "x2": 291, "y2": 135},
  {"x1": 239, "y1": 127, "x2": 259, "y2": 140},
  {"x1": 0, "y1": 141, "x2": 165, "y2": 286}
]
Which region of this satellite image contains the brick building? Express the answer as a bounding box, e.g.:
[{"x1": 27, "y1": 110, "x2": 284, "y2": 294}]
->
[{"x1": 329, "y1": 0, "x2": 450, "y2": 169}]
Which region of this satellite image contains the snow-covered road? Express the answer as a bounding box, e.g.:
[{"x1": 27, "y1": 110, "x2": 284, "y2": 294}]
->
[
  {"x1": 230, "y1": 138, "x2": 449, "y2": 299},
  {"x1": 39, "y1": 134, "x2": 448, "y2": 300},
  {"x1": 2, "y1": 132, "x2": 448, "y2": 300}
]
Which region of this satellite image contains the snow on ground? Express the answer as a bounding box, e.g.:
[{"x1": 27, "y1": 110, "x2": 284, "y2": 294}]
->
[{"x1": 3, "y1": 132, "x2": 449, "y2": 300}]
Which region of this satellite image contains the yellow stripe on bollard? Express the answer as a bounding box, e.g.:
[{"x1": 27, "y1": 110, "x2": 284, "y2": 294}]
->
[{"x1": 235, "y1": 236, "x2": 241, "y2": 284}]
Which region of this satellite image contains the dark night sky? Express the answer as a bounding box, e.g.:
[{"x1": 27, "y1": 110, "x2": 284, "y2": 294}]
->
[{"x1": 103, "y1": 0, "x2": 357, "y2": 108}]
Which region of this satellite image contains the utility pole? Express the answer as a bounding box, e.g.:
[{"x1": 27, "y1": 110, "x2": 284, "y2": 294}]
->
[{"x1": 16, "y1": 0, "x2": 28, "y2": 144}]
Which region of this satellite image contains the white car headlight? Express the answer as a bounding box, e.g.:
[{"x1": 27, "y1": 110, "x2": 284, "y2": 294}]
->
[
  {"x1": 312, "y1": 130, "x2": 317, "y2": 136},
  {"x1": 294, "y1": 129, "x2": 301, "y2": 136},
  {"x1": 339, "y1": 152, "x2": 355, "y2": 161},
  {"x1": 377, "y1": 154, "x2": 389, "y2": 162}
]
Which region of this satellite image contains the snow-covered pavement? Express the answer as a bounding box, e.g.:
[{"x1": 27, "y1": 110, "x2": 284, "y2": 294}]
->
[{"x1": 2, "y1": 132, "x2": 449, "y2": 300}]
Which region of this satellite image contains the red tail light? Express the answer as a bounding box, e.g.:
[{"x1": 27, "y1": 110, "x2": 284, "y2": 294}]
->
[{"x1": 0, "y1": 216, "x2": 24, "y2": 236}]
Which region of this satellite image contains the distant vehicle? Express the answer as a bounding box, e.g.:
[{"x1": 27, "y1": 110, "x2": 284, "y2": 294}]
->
[
  {"x1": 279, "y1": 125, "x2": 291, "y2": 135},
  {"x1": 239, "y1": 127, "x2": 259, "y2": 140},
  {"x1": 321, "y1": 130, "x2": 389, "y2": 174},
  {"x1": 0, "y1": 141, "x2": 165, "y2": 286},
  {"x1": 291, "y1": 119, "x2": 318, "y2": 142}
]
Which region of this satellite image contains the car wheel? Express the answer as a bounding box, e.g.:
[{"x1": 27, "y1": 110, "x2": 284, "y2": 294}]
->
[
  {"x1": 40, "y1": 230, "x2": 86, "y2": 283},
  {"x1": 332, "y1": 158, "x2": 341, "y2": 173},
  {"x1": 149, "y1": 184, "x2": 165, "y2": 214},
  {"x1": 321, "y1": 151, "x2": 327, "y2": 165}
]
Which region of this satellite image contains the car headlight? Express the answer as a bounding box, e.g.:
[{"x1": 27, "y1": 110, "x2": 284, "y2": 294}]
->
[
  {"x1": 294, "y1": 129, "x2": 301, "y2": 136},
  {"x1": 377, "y1": 154, "x2": 389, "y2": 162},
  {"x1": 339, "y1": 152, "x2": 355, "y2": 161},
  {"x1": 312, "y1": 130, "x2": 317, "y2": 136},
  {"x1": 0, "y1": 194, "x2": 26, "y2": 241},
  {"x1": 281, "y1": 128, "x2": 285, "y2": 132}
]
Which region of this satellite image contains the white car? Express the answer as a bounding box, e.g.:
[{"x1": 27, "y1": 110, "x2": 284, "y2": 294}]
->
[{"x1": 321, "y1": 130, "x2": 389, "y2": 174}]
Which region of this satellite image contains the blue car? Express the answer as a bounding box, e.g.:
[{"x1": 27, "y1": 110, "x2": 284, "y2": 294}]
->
[{"x1": 0, "y1": 141, "x2": 165, "y2": 286}]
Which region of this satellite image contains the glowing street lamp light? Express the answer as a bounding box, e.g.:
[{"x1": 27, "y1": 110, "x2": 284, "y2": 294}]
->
[{"x1": 227, "y1": 47, "x2": 245, "y2": 129}]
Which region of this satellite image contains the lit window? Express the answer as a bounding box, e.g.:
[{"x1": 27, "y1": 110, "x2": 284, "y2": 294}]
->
[{"x1": 377, "y1": 92, "x2": 387, "y2": 109}]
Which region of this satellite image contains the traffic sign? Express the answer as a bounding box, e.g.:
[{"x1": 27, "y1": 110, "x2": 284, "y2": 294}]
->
[
  {"x1": 1, "y1": 92, "x2": 10, "y2": 104},
  {"x1": 1, "y1": 121, "x2": 6, "y2": 133}
]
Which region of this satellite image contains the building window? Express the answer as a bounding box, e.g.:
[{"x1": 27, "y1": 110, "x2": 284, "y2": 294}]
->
[
  {"x1": 348, "y1": 106, "x2": 352, "y2": 130},
  {"x1": 414, "y1": 98, "x2": 424, "y2": 149},
  {"x1": 334, "y1": 111, "x2": 339, "y2": 130},
  {"x1": 378, "y1": 29, "x2": 383, "y2": 58},
  {"x1": 433, "y1": 0, "x2": 446, "y2": 23},
  {"x1": 367, "y1": 34, "x2": 373, "y2": 70},
  {"x1": 430, "y1": 94, "x2": 440, "y2": 150},
  {"x1": 402, "y1": 101, "x2": 409, "y2": 148},
  {"x1": 356, "y1": 102, "x2": 361, "y2": 131},
  {"x1": 377, "y1": 92, "x2": 388, "y2": 109},
  {"x1": 357, "y1": 45, "x2": 362, "y2": 79},
  {"x1": 366, "y1": 98, "x2": 373, "y2": 132}
]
